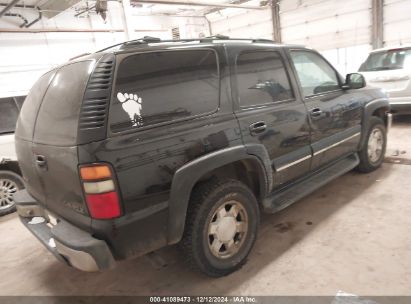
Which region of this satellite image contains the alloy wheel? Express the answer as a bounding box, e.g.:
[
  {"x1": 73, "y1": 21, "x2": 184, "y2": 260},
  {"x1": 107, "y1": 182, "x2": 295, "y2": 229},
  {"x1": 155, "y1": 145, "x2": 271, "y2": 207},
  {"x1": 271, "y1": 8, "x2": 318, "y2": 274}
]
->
[
  {"x1": 0, "y1": 178, "x2": 18, "y2": 210},
  {"x1": 367, "y1": 128, "x2": 384, "y2": 163},
  {"x1": 207, "y1": 200, "x2": 248, "y2": 259}
]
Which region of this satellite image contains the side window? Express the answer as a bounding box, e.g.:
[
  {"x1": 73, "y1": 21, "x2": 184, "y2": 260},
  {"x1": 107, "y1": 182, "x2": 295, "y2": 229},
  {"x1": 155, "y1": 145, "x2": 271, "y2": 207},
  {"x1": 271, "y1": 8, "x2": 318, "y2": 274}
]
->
[
  {"x1": 236, "y1": 51, "x2": 294, "y2": 107},
  {"x1": 0, "y1": 98, "x2": 19, "y2": 134},
  {"x1": 290, "y1": 51, "x2": 340, "y2": 97},
  {"x1": 110, "y1": 50, "x2": 219, "y2": 133}
]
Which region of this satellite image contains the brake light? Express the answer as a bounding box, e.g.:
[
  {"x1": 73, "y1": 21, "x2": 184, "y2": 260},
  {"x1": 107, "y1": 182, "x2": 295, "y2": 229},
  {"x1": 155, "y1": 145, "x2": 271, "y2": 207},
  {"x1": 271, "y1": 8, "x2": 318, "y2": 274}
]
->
[
  {"x1": 85, "y1": 192, "x2": 121, "y2": 219},
  {"x1": 79, "y1": 164, "x2": 121, "y2": 219}
]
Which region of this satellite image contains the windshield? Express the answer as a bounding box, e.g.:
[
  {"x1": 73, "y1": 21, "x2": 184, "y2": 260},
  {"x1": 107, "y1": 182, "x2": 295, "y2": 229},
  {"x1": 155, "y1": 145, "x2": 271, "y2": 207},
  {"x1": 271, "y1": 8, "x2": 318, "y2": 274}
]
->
[{"x1": 359, "y1": 48, "x2": 411, "y2": 72}]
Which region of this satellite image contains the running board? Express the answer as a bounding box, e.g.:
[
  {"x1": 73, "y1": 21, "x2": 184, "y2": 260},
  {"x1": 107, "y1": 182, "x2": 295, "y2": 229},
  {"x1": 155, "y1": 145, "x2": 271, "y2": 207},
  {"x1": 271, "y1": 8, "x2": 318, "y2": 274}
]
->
[{"x1": 262, "y1": 153, "x2": 360, "y2": 214}]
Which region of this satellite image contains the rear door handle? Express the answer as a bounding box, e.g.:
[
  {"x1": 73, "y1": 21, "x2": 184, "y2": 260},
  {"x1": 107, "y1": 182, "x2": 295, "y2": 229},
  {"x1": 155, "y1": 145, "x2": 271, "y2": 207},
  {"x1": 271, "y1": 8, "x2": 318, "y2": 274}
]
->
[
  {"x1": 310, "y1": 108, "x2": 323, "y2": 118},
  {"x1": 249, "y1": 121, "x2": 267, "y2": 135}
]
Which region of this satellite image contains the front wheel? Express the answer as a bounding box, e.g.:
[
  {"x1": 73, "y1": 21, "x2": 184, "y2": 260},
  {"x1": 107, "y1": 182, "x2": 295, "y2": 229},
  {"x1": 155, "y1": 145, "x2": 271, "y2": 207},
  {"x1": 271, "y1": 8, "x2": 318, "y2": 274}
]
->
[
  {"x1": 0, "y1": 170, "x2": 24, "y2": 216},
  {"x1": 357, "y1": 116, "x2": 387, "y2": 173},
  {"x1": 181, "y1": 179, "x2": 259, "y2": 277}
]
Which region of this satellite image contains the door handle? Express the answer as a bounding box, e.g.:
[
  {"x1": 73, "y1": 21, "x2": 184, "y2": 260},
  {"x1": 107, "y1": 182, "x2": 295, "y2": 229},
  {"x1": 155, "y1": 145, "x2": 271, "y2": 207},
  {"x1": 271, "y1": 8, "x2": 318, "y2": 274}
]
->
[
  {"x1": 310, "y1": 108, "x2": 323, "y2": 118},
  {"x1": 249, "y1": 121, "x2": 267, "y2": 135},
  {"x1": 35, "y1": 155, "x2": 47, "y2": 168}
]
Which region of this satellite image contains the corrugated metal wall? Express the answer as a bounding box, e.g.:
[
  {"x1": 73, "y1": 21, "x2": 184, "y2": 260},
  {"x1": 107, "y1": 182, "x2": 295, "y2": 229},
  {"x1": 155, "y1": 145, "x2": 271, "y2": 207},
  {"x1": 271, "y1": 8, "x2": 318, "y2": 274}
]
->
[
  {"x1": 280, "y1": 0, "x2": 371, "y2": 50},
  {"x1": 208, "y1": 0, "x2": 374, "y2": 74},
  {"x1": 384, "y1": 0, "x2": 411, "y2": 46},
  {"x1": 206, "y1": 0, "x2": 273, "y2": 40},
  {"x1": 279, "y1": 0, "x2": 372, "y2": 74}
]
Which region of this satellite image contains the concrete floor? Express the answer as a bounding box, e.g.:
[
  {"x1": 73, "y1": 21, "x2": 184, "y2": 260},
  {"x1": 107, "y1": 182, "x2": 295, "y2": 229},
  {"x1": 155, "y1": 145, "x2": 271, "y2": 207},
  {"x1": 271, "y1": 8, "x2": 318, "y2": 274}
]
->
[{"x1": 1, "y1": 117, "x2": 411, "y2": 296}]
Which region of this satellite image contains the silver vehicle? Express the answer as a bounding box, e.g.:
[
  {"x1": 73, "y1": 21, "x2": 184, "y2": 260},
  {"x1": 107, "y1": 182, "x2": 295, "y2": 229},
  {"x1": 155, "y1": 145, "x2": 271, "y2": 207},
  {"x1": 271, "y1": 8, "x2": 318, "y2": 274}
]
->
[
  {"x1": 359, "y1": 45, "x2": 411, "y2": 113},
  {"x1": 0, "y1": 96, "x2": 25, "y2": 216}
]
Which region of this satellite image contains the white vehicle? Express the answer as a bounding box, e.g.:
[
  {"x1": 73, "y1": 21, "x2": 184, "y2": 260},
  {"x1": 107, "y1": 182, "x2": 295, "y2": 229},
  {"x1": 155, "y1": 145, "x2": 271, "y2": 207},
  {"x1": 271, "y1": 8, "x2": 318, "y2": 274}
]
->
[
  {"x1": 359, "y1": 46, "x2": 411, "y2": 113},
  {"x1": 0, "y1": 96, "x2": 26, "y2": 216}
]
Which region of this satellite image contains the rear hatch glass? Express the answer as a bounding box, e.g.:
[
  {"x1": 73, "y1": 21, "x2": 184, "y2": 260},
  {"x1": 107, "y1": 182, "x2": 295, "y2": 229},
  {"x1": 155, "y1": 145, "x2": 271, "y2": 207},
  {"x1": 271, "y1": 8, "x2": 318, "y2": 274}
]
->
[
  {"x1": 16, "y1": 70, "x2": 57, "y2": 141},
  {"x1": 34, "y1": 61, "x2": 94, "y2": 146},
  {"x1": 359, "y1": 48, "x2": 411, "y2": 72}
]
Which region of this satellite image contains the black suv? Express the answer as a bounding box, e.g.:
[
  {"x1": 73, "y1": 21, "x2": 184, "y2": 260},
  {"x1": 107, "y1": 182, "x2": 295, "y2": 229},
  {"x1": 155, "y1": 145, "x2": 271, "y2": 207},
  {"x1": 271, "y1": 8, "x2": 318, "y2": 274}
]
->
[{"x1": 14, "y1": 36, "x2": 391, "y2": 277}]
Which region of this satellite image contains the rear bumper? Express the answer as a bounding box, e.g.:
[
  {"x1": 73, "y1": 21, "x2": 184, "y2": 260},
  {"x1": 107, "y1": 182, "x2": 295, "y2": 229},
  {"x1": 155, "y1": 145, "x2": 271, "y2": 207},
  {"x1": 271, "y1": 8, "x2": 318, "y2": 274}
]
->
[{"x1": 14, "y1": 190, "x2": 115, "y2": 272}]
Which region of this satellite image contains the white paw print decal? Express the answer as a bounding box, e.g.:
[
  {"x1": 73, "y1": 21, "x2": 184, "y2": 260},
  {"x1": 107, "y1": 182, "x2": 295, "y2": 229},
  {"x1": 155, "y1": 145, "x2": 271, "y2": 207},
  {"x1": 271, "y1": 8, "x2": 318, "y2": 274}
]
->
[{"x1": 117, "y1": 92, "x2": 143, "y2": 127}]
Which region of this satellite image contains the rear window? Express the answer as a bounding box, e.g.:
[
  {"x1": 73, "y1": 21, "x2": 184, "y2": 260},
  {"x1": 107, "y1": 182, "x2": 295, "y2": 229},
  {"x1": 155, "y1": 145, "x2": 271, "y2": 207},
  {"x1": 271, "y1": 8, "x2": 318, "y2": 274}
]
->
[
  {"x1": 0, "y1": 98, "x2": 19, "y2": 134},
  {"x1": 33, "y1": 61, "x2": 94, "y2": 146},
  {"x1": 16, "y1": 71, "x2": 56, "y2": 141},
  {"x1": 359, "y1": 48, "x2": 411, "y2": 72},
  {"x1": 110, "y1": 50, "x2": 219, "y2": 133}
]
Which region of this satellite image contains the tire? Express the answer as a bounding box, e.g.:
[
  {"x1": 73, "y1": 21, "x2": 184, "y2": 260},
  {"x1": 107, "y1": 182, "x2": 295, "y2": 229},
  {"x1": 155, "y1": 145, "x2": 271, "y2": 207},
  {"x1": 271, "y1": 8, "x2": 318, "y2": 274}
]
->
[
  {"x1": 181, "y1": 178, "x2": 260, "y2": 277},
  {"x1": 357, "y1": 116, "x2": 387, "y2": 173},
  {"x1": 0, "y1": 170, "x2": 24, "y2": 216}
]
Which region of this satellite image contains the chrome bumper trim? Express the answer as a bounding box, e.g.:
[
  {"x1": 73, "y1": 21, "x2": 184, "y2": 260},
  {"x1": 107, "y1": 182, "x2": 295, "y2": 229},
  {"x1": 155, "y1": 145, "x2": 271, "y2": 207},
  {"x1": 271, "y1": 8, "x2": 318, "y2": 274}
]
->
[
  {"x1": 276, "y1": 155, "x2": 311, "y2": 172},
  {"x1": 313, "y1": 133, "x2": 361, "y2": 156}
]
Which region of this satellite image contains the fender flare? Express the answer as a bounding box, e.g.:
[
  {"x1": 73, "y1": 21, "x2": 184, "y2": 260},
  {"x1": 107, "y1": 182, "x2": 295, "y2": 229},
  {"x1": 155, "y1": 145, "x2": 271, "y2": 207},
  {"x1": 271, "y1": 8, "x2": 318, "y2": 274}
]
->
[
  {"x1": 360, "y1": 98, "x2": 390, "y2": 148},
  {"x1": 167, "y1": 145, "x2": 271, "y2": 244}
]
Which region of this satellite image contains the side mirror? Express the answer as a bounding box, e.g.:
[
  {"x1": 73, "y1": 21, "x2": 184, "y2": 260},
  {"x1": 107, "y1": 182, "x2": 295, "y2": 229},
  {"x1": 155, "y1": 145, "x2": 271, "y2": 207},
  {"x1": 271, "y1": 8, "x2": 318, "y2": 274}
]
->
[{"x1": 342, "y1": 73, "x2": 366, "y2": 90}]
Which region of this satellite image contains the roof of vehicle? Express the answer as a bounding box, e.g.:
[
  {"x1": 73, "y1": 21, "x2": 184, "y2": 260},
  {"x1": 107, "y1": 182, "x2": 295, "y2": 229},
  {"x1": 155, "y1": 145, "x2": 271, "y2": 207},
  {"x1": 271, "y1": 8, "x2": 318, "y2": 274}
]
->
[
  {"x1": 95, "y1": 35, "x2": 306, "y2": 54},
  {"x1": 370, "y1": 44, "x2": 411, "y2": 53},
  {"x1": 64, "y1": 35, "x2": 308, "y2": 69}
]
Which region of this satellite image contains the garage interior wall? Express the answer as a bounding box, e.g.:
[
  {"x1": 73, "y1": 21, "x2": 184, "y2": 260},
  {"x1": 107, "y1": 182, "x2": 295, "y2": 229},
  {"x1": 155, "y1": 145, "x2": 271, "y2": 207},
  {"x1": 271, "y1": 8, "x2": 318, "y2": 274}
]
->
[
  {"x1": 0, "y1": 1, "x2": 209, "y2": 98},
  {"x1": 384, "y1": 0, "x2": 411, "y2": 46},
  {"x1": 206, "y1": 0, "x2": 373, "y2": 75},
  {"x1": 209, "y1": 0, "x2": 411, "y2": 76},
  {"x1": 206, "y1": 0, "x2": 273, "y2": 40},
  {"x1": 278, "y1": 0, "x2": 373, "y2": 75},
  {"x1": 3, "y1": 0, "x2": 411, "y2": 98}
]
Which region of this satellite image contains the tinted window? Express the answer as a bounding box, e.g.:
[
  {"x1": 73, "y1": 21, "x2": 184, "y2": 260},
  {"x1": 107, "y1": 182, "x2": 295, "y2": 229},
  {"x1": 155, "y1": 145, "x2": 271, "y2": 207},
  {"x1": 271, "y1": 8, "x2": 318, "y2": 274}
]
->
[
  {"x1": 34, "y1": 61, "x2": 94, "y2": 145},
  {"x1": 111, "y1": 50, "x2": 219, "y2": 132},
  {"x1": 236, "y1": 51, "x2": 294, "y2": 107},
  {"x1": 290, "y1": 51, "x2": 340, "y2": 97},
  {"x1": 16, "y1": 71, "x2": 56, "y2": 141},
  {"x1": 359, "y1": 48, "x2": 411, "y2": 71},
  {"x1": 0, "y1": 98, "x2": 19, "y2": 134}
]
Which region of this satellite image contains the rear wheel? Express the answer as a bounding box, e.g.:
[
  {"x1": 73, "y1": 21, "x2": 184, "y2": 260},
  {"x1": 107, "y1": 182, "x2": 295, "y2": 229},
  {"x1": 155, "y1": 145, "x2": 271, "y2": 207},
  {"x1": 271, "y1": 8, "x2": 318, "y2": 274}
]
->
[
  {"x1": 358, "y1": 116, "x2": 387, "y2": 173},
  {"x1": 181, "y1": 178, "x2": 259, "y2": 277},
  {"x1": 0, "y1": 171, "x2": 24, "y2": 216}
]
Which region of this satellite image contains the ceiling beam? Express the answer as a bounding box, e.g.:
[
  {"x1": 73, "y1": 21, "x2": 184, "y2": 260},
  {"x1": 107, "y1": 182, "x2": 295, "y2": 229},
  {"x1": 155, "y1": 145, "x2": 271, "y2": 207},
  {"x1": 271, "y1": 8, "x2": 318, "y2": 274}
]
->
[
  {"x1": 40, "y1": 0, "x2": 82, "y2": 19},
  {"x1": 0, "y1": 28, "x2": 167, "y2": 33},
  {"x1": 0, "y1": 0, "x2": 20, "y2": 18},
  {"x1": 201, "y1": 0, "x2": 254, "y2": 15},
  {"x1": 131, "y1": 0, "x2": 265, "y2": 10}
]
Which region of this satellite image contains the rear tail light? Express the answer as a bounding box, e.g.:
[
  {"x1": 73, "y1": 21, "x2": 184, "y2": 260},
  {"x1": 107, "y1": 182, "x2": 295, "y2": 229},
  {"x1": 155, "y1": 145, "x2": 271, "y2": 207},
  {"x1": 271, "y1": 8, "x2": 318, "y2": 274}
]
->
[
  {"x1": 80, "y1": 165, "x2": 112, "y2": 180},
  {"x1": 85, "y1": 192, "x2": 121, "y2": 219},
  {"x1": 79, "y1": 164, "x2": 121, "y2": 219}
]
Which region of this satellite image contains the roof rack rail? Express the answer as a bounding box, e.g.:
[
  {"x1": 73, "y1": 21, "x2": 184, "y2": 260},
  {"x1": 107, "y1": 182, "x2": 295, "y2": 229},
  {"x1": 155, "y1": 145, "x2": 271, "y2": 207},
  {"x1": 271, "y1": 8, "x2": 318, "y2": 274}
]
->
[
  {"x1": 199, "y1": 34, "x2": 230, "y2": 42},
  {"x1": 97, "y1": 35, "x2": 276, "y2": 52},
  {"x1": 122, "y1": 36, "x2": 161, "y2": 46},
  {"x1": 97, "y1": 36, "x2": 163, "y2": 52},
  {"x1": 252, "y1": 38, "x2": 275, "y2": 43}
]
